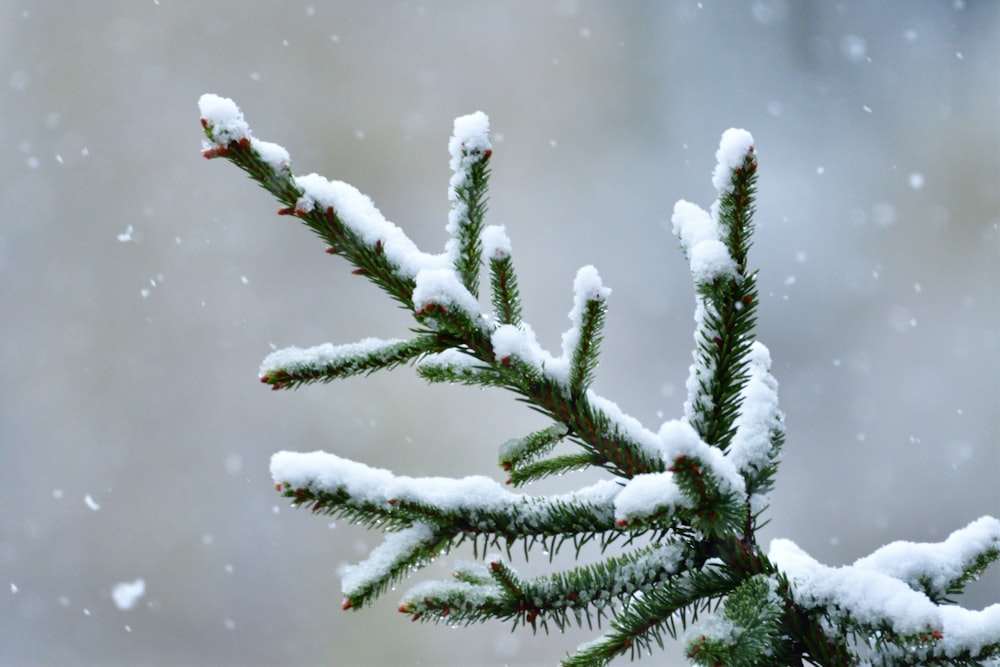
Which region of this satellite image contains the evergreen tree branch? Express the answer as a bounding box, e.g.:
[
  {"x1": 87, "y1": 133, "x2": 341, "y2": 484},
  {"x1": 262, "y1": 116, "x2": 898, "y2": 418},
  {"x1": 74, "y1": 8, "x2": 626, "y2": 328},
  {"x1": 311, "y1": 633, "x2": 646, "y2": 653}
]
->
[
  {"x1": 562, "y1": 559, "x2": 742, "y2": 666},
  {"x1": 400, "y1": 542, "x2": 687, "y2": 633},
  {"x1": 200, "y1": 96, "x2": 1000, "y2": 666},
  {"x1": 483, "y1": 224, "x2": 522, "y2": 326},
  {"x1": 446, "y1": 113, "x2": 492, "y2": 296},
  {"x1": 672, "y1": 131, "x2": 759, "y2": 454},
  {"x1": 259, "y1": 336, "x2": 446, "y2": 389},
  {"x1": 505, "y1": 452, "x2": 601, "y2": 486},
  {"x1": 684, "y1": 574, "x2": 783, "y2": 667},
  {"x1": 498, "y1": 423, "x2": 569, "y2": 474}
]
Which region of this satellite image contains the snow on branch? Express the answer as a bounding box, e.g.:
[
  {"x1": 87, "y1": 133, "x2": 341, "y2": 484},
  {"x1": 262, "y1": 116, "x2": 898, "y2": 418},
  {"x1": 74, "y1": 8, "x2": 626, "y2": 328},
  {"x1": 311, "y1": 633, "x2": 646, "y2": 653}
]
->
[
  {"x1": 854, "y1": 515, "x2": 1000, "y2": 602},
  {"x1": 199, "y1": 94, "x2": 289, "y2": 172},
  {"x1": 770, "y1": 517, "x2": 1000, "y2": 661},
  {"x1": 674, "y1": 130, "x2": 759, "y2": 456},
  {"x1": 260, "y1": 337, "x2": 441, "y2": 389},
  {"x1": 446, "y1": 111, "x2": 492, "y2": 296},
  {"x1": 293, "y1": 173, "x2": 450, "y2": 279},
  {"x1": 200, "y1": 96, "x2": 999, "y2": 665}
]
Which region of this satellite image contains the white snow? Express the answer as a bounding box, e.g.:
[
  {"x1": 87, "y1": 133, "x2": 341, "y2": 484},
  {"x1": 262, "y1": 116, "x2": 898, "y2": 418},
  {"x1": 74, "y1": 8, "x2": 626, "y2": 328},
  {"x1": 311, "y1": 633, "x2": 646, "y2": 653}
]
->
[
  {"x1": 853, "y1": 516, "x2": 1000, "y2": 597},
  {"x1": 586, "y1": 391, "x2": 665, "y2": 462},
  {"x1": 259, "y1": 337, "x2": 407, "y2": 379},
  {"x1": 561, "y1": 265, "x2": 611, "y2": 368},
  {"x1": 491, "y1": 323, "x2": 556, "y2": 373},
  {"x1": 688, "y1": 238, "x2": 738, "y2": 283},
  {"x1": 198, "y1": 94, "x2": 290, "y2": 171},
  {"x1": 272, "y1": 451, "x2": 626, "y2": 536},
  {"x1": 658, "y1": 419, "x2": 746, "y2": 497},
  {"x1": 412, "y1": 268, "x2": 481, "y2": 318},
  {"x1": 416, "y1": 347, "x2": 489, "y2": 374},
  {"x1": 671, "y1": 200, "x2": 737, "y2": 283},
  {"x1": 448, "y1": 112, "x2": 491, "y2": 176},
  {"x1": 198, "y1": 94, "x2": 249, "y2": 145},
  {"x1": 341, "y1": 524, "x2": 435, "y2": 597},
  {"x1": 711, "y1": 128, "x2": 754, "y2": 193},
  {"x1": 112, "y1": 579, "x2": 146, "y2": 611},
  {"x1": 293, "y1": 173, "x2": 450, "y2": 278},
  {"x1": 271, "y1": 450, "x2": 514, "y2": 512},
  {"x1": 489, "y1": 266, "x2": 613, "y2": 388},
  {"x1": 84, "y1": 494, "x2": 100, "y2": 511},
  {"x1": 481, "y1": 224, "x2": 512, "y2": 260},
  {"x1": 770, "y1": 520, "x2": 1000, "y2": 658},
  {"x1": 252, "y1": 139, "x2": 291, "y2": 172},
  {"x1": 445, "y1": 112, "x2": 491, "y2": 251},
  {"x1": 400, "y1": 577, "x2": 501, "y2": 611},
  {"x1": 726, "y1": 341, "x2": 783, "y2": 480},
  {"x1": 671, "y1": 200, "x2": 717, "y2": 253},
  {"x1": 614, "y1": 472, "x2": 689, "y2": 523}
]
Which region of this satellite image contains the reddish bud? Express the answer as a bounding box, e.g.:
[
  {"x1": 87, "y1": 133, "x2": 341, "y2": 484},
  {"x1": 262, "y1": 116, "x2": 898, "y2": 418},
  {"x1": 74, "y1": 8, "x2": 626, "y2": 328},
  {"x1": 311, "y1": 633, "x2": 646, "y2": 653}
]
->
[
  {"x1": 374, "y1": 240, "x2": 384, "y2": 254},
  {"x1": 237, "y1": 137, "x2": 250, "y2": 149},
  {"x1": 616, "y1": 519, "x2": 629, "y2": 527},
  {"x1": 311, "y1": 501, "x2": 322, "y2": 512},
  {"x1": 441, "y1": 607, "x2": 450, "y2": 617},
  {"x1": 200, "y1": 118, "x2": 209, "y2": 129},
  {"x1": 274, "y1": 484, "x2": 282, "y2": 492},
  {"x1": 202, "y1": 146, "x2": 230, "y2": 159},
  {"x1": 490, "y1": 561, "x2": 502, "y2": 572},
  {"x1": 931, "y1": 630, "x2": 943, "y2": 640},
  {"x1": 277, "y1": 207, "x2": 296, "y2": 216},
  {"x1": 712, "y1": 336, "x2": 722, "y2": 346},
  {"x1": 352, "y1": 268, "x2": 368, "y2": 276},
  {"x1": 484, "y1": 149, "x2": 493, "y2": 159},
  {"x1": 342, "y1": 599, "x2": 353, "y2": 610},
  {"x1": 325, "y1": 206, "x2": 336, "y2": 223},
  {"x1": 397, "y1": 604, "x2": 408, "y2": 613},
  {"x1": 387, "y1": 498, "x2": 398, "y2": 506}
]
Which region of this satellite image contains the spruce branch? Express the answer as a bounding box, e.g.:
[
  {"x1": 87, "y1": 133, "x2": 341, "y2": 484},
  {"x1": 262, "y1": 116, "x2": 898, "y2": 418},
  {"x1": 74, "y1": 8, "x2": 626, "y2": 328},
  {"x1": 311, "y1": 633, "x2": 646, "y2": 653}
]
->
[
  {"x1": 259, "y1": 336, "x2": 445, "y2": 389},
  {"x1": 200, "y1": 95, "x2": 1000, "y2": 666},
  {"x1": 446, "y1": 112, "x2": 492, "y2": 296},
  {"x1": 483, "y1": 224, "x2": 522, "y2": 325},
  {"x1": 672, "y1": 130, "x2": 760, "y2": 454}
]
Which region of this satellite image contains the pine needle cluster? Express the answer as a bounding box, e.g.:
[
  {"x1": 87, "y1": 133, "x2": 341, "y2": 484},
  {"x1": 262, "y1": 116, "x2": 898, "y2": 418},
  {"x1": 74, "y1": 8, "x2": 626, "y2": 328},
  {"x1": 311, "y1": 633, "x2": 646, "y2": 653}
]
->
[{"x1": 199, "y1": 95, "x2": 1000, "y2": 666}]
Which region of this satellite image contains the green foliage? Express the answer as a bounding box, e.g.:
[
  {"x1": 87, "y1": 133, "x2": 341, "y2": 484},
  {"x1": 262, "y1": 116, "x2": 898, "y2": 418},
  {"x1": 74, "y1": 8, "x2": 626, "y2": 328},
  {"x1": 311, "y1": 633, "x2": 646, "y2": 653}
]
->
[{"x1": 201, "y1": 97, "x2": 1000, "y2": 667}]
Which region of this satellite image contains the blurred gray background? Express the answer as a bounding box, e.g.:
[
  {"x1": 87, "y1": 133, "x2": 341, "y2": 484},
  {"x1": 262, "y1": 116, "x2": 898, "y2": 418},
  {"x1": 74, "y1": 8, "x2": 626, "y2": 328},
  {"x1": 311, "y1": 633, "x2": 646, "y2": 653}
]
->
[{"x1": 1, "y1": 1, "x2": 997, "y2": 665}]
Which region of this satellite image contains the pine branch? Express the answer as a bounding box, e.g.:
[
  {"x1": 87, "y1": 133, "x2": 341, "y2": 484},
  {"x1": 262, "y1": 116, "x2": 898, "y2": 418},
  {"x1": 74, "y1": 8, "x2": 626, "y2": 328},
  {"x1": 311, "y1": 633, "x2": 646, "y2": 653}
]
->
[
  {"x1": 401, "y1": 542, "x2": 687, "y2": 633},
  {"x1": 483, "y1": 225, "x2": 522, "y2": 326},
  {"x1": 446, "y1": 113, "x2": 492, "y2": 296},
  {"x1": 684, "y1": 574, "x2": 784, "y2": 667},
  {"x1": 672, "y1": 130, "x2": 760, "y2": 454},
  {"x1": 260, "y1": 336, "x2": 445, "y2": 389},
  {"x1": 562, "y1": 559, "x2": 742, "y2": 666},
  {"x1": 200, "y1": 96, "x2": 1000, "y2": 666}
]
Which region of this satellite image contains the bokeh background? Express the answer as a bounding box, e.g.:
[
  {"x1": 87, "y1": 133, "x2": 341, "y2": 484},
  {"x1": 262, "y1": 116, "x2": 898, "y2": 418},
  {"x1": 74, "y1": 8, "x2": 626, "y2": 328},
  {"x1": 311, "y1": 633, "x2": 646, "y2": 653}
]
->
[{"x1": 1, "y1": 1, "x2": 997, "y2": 665}]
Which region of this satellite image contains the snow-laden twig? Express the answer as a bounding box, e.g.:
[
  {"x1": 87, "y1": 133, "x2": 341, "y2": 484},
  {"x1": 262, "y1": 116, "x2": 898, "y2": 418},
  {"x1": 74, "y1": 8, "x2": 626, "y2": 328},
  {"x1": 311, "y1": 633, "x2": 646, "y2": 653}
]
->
[{"x1": 200, "y1": 95, "x2": 999, "y2": 666}]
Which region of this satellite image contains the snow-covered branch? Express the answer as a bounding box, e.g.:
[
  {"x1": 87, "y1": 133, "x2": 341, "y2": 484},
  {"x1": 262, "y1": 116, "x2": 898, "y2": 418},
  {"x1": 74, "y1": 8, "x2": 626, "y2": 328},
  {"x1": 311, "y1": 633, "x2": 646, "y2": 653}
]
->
[{"x1": 200, "y1": 95, "x2": 999, "y2": 666}]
